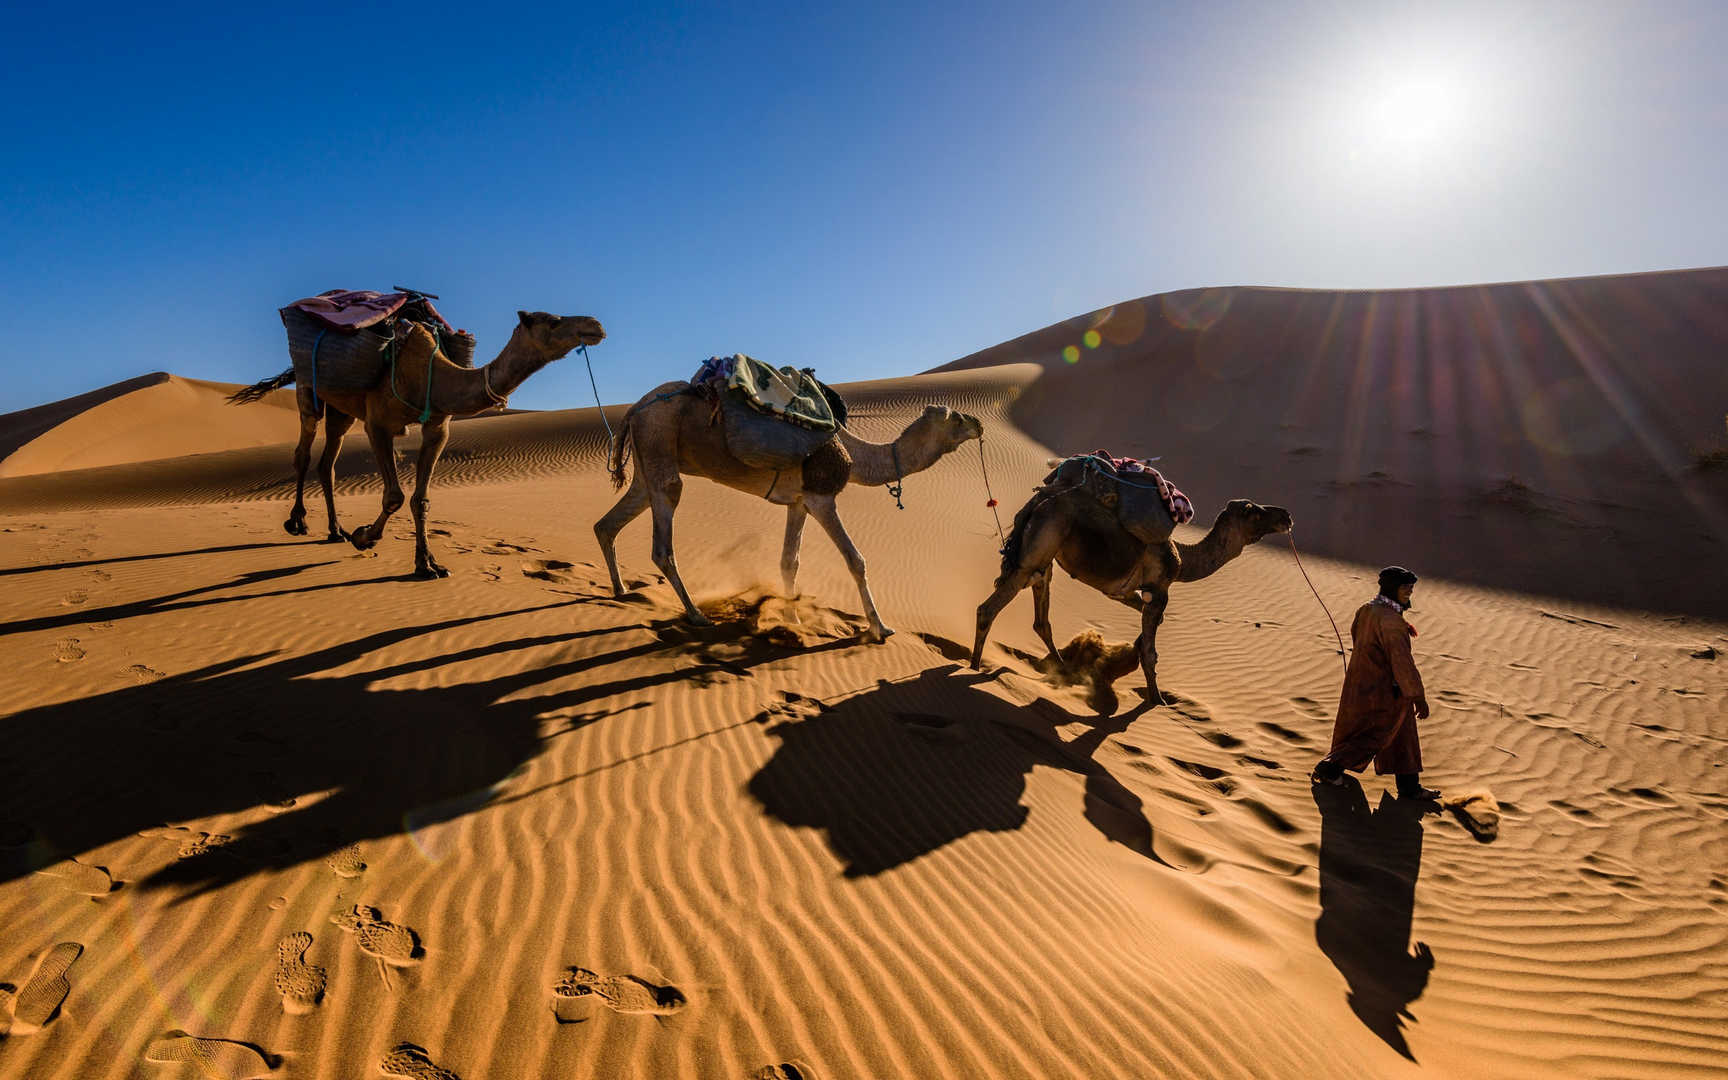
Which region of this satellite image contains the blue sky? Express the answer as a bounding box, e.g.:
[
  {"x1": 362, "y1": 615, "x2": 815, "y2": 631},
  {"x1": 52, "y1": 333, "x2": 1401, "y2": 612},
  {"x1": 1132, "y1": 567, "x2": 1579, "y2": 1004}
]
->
[{"x1": 3, "y1": 1, "x2": 1724, "y2": 414}]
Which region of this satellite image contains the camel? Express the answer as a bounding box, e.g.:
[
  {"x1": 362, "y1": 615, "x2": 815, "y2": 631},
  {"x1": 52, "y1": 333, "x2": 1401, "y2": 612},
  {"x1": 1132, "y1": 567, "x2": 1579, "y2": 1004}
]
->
[
  {"x1": 230, "y1": 310, "x2": 605, "y2": 578},
  {"x1": 597, "y1": 384, "x2": 983, "y2": 641},
  {"x1": 971, "y1": 483, "x2": 1291, "y2": 706}
]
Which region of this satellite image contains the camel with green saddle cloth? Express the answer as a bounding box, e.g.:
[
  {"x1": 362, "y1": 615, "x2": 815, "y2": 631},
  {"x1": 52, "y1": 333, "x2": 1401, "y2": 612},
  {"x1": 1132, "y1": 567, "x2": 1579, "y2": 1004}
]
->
[{"x1": 598, "y1": 355, "x2": 983, "y2": 641}]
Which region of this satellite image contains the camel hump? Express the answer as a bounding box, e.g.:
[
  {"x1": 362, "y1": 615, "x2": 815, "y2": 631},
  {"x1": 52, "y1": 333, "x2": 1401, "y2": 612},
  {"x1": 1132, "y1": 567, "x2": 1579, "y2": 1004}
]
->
[{"x1": 800, "y1": 437, "x2": 852, "y2": 495}]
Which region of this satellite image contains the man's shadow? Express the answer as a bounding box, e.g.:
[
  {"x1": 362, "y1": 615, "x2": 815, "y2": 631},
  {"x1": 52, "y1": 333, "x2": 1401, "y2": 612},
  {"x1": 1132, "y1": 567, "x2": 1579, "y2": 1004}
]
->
[
  {"x1": 747, "y1": 664, "x2": 1165, "y2": 877},
  {"x1": 1313, "y1": 777, "x2": 1436, "y2": 1061}
]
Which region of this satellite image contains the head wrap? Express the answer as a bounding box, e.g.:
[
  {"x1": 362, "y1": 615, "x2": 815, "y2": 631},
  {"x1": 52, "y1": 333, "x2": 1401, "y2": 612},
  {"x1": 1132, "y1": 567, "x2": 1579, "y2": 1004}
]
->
[{"x1": 1378, "y1": 565, "x2": 1418, "y2": 595}]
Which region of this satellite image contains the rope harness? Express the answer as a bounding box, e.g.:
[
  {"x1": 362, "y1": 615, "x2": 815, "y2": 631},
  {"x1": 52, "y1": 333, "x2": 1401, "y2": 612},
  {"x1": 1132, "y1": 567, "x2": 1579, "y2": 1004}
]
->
[
  {"x1": 978, "y1": 437, "x2": 1004, "y2": 545},
  {"x1": 886, "y1": 443, "x2": 905, "y2": 509},
  {"x1": 581, "y1": 343, "x2": 613, "y2": 444},
  {"x1": 387, "y1": 326, "x2": 438, "y2": 423},
  {"x1": 1286, "y1": 528, "x2": 1348, "y2": 682}
]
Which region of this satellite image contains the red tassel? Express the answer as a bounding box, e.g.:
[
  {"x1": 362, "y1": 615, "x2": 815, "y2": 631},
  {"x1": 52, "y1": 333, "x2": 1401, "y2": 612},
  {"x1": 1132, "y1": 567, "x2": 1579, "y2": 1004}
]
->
[{"x1": 986, "y1": 499, "x2": 998, "y2": 508}]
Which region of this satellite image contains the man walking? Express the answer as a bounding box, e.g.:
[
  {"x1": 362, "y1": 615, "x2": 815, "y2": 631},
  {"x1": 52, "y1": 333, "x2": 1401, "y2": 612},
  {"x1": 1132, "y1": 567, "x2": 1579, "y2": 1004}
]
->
[{"x1": 1311, "y1": 566, "x2": 1439, "y2": 800}]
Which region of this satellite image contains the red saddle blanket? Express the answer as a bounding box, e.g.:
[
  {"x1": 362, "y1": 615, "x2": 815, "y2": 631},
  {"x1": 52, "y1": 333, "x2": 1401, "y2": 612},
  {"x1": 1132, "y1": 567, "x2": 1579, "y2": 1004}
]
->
[{"x1": 288, "y1": 290, "x2": 453, "y2": 334}]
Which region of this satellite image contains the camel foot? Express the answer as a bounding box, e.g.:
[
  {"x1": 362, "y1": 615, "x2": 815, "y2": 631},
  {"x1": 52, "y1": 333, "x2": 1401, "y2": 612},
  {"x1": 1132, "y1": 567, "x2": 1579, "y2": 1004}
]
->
[
  {"x1": 866, "y1": 625, "x2": 895, "y2": 644},
  {"x1": 349, "y1": 528, "x2": 378, "y2": 551},
  {"x1": 413, "y1": 557, "x2": 450, "y2": 580},
  {"x1": 1136, "y1": 686, "x2": 1168, "y2": 708},
  {"x1": 685, "y1": 611, "x2": 714, "y2": 628},
  {"x1": 322, "y1": 529, "x2": 349, "y2": 544},
  {"x1": 284, "y1": 517, "x2": 309, "y2": 536}
]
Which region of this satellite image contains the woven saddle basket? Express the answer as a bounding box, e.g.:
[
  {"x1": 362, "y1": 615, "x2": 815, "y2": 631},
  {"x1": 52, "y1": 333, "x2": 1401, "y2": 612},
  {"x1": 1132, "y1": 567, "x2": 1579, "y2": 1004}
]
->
[{"x1": 281, "y1": 308, "x2": 476, "y2": 393}]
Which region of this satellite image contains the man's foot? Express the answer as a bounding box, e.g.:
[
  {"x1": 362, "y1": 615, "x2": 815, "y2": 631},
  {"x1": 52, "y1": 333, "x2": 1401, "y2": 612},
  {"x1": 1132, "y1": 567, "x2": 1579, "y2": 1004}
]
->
[
  {"x1": 1310, "y1": 770, "x2": 1347, "y2": 787},
  {"x1": 1398, "y1": 784, "x2": 1442, "y2": 801}
]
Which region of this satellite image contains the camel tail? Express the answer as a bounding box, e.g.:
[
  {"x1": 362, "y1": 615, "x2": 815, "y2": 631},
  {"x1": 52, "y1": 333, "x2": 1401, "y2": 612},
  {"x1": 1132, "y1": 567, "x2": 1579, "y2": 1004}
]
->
[
  {"x1": 228, "y1": 369, "x2": 295, "y2": 405},
  {"x1": 607, "y1": 408, "x2": 636, "y2": 489},
  {"x1": 995, "y1": 489, "x2": 1048, "y2": 585}
]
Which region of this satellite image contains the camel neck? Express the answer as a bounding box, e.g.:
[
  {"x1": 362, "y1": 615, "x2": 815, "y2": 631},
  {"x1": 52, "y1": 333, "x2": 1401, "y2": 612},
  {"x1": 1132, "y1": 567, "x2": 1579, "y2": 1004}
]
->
[
  {"x1": 1174, "y1": 520, "x2": 1247, "y2": 582},
  {"x1": 841, "y1": 423, "x2": 940, "y2": 487}
]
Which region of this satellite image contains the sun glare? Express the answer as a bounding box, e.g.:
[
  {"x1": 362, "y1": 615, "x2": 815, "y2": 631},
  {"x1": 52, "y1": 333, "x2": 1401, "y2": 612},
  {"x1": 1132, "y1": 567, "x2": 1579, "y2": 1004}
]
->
[{"x1": 1361, "y1": 74, "x2": 1471, "y2": 155}]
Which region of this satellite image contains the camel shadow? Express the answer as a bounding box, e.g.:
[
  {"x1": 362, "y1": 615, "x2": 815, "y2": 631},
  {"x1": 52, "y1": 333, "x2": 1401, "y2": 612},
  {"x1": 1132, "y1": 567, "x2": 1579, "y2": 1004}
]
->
[
  {"x1": 1313, "y1": 777, "x2": 1436, "y2": 1061},
  {"x1": 1, "y1": 587, "x2": 883, "y2": 897},
  {"x1": 0, "y1": 540, "x2": 312, "y2": 579},
  {"x1": 746, "y1": 665, "x2": 1165, "y2": 877}
]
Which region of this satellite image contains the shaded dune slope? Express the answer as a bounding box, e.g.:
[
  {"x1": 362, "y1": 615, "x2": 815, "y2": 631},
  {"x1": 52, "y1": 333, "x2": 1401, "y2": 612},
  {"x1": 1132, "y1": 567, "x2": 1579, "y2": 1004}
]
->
[{"x1": 937, "y1": 267, "x2": 1728, "y2": 616}]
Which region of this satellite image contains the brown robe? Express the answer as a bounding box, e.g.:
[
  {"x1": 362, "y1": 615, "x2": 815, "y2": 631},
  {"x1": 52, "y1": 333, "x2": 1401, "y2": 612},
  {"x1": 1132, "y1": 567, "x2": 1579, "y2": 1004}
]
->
[{"x1": 1322, "y1": 600, "x2": 1425, "y2": 775}]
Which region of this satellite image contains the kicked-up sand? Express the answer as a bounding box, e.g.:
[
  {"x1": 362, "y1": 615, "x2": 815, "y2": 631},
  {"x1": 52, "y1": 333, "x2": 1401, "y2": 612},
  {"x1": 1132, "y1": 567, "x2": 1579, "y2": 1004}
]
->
[{"x1": 1, "y1": 269, "x2": 1725, "y2": 1079}]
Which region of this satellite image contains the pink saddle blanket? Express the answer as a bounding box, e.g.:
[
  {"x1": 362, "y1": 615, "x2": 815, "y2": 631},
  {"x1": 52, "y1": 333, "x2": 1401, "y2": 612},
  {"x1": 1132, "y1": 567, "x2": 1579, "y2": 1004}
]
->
[
  {"x1": 287, "y1": 289, "x2": 453, "y2": 334},
  {"x1": 1085, "y1": 450, "x2": 1195, "y2": 525}
]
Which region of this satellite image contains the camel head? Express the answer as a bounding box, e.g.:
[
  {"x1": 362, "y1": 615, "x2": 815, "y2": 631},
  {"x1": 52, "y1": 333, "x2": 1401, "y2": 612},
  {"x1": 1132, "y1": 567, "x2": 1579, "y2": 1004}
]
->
[
  {"x1": 511, "y1": 310, "x2": 608, "y2": 362},
  {"x1": 909, "y1": 404, "x2": 985, "y2": 453},
  {"x1": 1219, "y1": 498, "x2": 1293, "y2": 543}
]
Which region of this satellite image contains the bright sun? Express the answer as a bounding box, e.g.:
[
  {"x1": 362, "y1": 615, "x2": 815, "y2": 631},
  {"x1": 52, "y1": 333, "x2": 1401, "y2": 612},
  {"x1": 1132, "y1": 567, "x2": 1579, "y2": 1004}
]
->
[{"x1": 1360, "y1": 74, "x2": 1472, "y2": 156}]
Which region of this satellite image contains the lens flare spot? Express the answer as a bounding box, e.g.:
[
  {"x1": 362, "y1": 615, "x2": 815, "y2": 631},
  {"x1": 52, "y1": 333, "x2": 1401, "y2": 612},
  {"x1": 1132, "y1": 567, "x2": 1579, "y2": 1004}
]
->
[
  {"x1": 1161, "y1": 289, "x2": 1233, "y2": 332},
  {"x1": 1063, "y1": 345, "x2": 1080, "y2": 364},
  {"x1": 1082, "y1": 329, "x2": 1101, "y2": 349}
]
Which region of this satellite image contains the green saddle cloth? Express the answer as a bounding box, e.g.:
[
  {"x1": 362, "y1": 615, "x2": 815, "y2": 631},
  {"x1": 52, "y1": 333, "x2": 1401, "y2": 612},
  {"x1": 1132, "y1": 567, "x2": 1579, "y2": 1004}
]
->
[{"x1": 725, "y1": 354, "x2": 839, "y2": 432}]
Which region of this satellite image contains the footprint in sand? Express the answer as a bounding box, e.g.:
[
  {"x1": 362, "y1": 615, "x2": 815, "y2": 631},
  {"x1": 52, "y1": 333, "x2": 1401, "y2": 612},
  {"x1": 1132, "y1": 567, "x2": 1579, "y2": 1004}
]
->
[
  {"x1": 55, "y1": 637, "x2": 86, "y2": 663},
  {"x1": 521, "y1": 558, "x2": 578, "y2": 583},
  {"x1": 126, "y1": 663, "x2": 167, "y2": 683},
  {"x1": 552, "y1": 966, "x2": 686, "y2": 1019},
  {"x1": 59, "y1": 590, "x2": 89, "y2": 607},
  {"x1": 143, "y1": 1031, "x2": 275, "y2": 1079},
  {"x1": 895, "y1": 712, "x2": 970, "y2": 745},
  {"x1": 330, "y1": 905, "x2": 420, "y2": 989},
  {"x1": 35, "y1": 859, "x2": 116, "y2": 896},
  {"x1": 5, "y1": 941, "x2": 82, "y2": 1035},
  {"x1": 380, "y1": 1042, "x2": 463, "y2": 1080},
  {"x1": 755, "y1": 1065, "x2": 817, "y2": 1080},
  {"x1": 325, "y1": 843, "x2": 366, "y2": 878},
  {"x1": 140, "y1": 825, "x2": 235, "y2": 859},
  {"x1": 483, "y1": 539, "x2": 543, "y2": 555},
  {"x1": 274, "y1": 932, "x2": 327, "y2": 1014},
  {"x1": 1257, "y1": 721, "x2": 1312, "y2": 745}
]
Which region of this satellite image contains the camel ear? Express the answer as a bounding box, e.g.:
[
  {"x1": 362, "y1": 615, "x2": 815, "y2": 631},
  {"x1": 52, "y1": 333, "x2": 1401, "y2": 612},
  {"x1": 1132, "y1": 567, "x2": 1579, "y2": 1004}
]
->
[{"x1": 518, "y1": 310, "x2": 535, "y2": 327}]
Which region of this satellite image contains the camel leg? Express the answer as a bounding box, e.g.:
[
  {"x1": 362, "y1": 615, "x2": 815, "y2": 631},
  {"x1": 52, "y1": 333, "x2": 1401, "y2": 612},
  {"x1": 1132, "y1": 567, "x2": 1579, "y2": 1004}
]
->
[
  {"x1": 781, "y1": 501, "x2": 808, "y2": 596},
  {"x1": 1136, "y1": 584, "x2": 1170, "y2": 708},
  {"x1": 805, "y1": 494, "x2": 889, "y2": 642},
  {"x1": 349, "y1": 422, "x2": 402, "y2": 552},
  {"x1": 409, "y1": 417, "x2": 451, "y2": 579},
  {"x1": 1030, "y1": 569, "x2": 1062, "y2": 660},
  {"x1": 645, "y1": 465, "x2": 710, "y2": 626},
  {"x1": 317, "y1": 410, "x2": 356, "y2": 542},
  {"x1": 972, "y1": 511, "x2": 1065, "y2": 668},
  {"x1": 284, "y1": 404, "x2": 318, "y2": 536},
  {"x1": 595, "y1": 469, "x2": 650, "y2": 596}
]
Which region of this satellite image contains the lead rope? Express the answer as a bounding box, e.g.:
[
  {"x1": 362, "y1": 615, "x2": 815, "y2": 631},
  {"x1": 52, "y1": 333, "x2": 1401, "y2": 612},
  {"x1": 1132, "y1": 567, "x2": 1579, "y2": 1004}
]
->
[
  {"x1": 1287, "y1": 528, "x2": 1347, "y2": 681},
  {"x1": 887, "y1": 443, "x2": 905, "y2": 509},
  {"x1": 977, "y1": 437, "x2": 1004, "y2": 545},
  {"x1": 582, "y1": 343, "x2": 614, "y2": 447}
]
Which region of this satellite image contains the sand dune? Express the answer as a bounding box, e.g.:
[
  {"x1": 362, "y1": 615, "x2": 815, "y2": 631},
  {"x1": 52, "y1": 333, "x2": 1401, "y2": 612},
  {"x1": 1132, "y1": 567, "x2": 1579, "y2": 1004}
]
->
[
  {"x1": 0, "y1": 373, "x2": 300, "y2": 479},
  {"x1": 2, "y1": 274, "x2": 1726, "y2": 1079},
  {"x1": 939, "y1": 267, "x2": 1728, "y2": 617}
]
